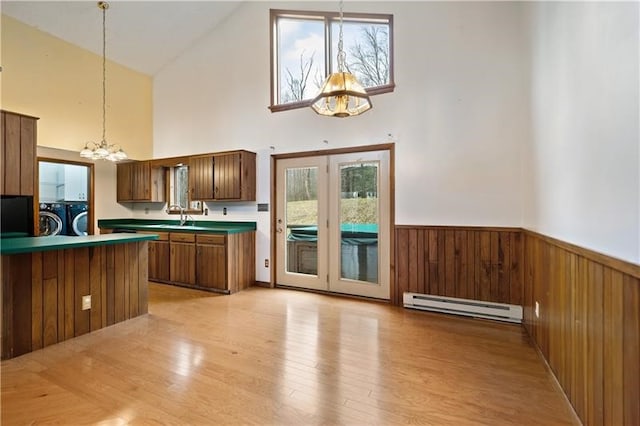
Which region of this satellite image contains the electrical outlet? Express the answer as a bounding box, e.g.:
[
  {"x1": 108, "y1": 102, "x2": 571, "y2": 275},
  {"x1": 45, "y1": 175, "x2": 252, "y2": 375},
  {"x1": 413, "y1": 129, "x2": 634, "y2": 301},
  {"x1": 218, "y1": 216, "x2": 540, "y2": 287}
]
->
[
  {"x1": 223, "y1": 207, "x2": 227, "y2": 215},
  {"x1": 82, "y1": 295, "x2": 91, "y2": 311},
  {"x1": 264, "y1": 259, "x2": 269, "y2": 268},
  {"x1": 535, "y1": 301, "x2": 539, "y2": 318}
]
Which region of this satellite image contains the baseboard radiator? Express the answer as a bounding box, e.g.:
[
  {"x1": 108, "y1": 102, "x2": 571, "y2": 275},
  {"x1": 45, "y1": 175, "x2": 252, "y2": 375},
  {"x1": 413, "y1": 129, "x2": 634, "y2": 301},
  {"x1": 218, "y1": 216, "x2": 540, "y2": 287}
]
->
[{"x1": 403, "y1": 292, "x2": 523, "y2": 323}]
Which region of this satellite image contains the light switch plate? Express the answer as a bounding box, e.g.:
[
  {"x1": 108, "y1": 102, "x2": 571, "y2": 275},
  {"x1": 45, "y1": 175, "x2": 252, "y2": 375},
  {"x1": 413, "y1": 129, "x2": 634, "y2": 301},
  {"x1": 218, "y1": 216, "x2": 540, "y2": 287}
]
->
[{"x1": 82, "y1": 295, "x2": 91, "y2": 311}]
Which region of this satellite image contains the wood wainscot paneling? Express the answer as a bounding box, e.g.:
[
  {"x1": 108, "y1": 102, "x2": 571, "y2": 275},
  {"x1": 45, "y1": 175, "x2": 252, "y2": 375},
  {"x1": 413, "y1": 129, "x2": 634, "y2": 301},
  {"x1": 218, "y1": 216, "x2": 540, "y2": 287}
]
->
[
  {"x1": 395, "y1": 225, "x2": 639, "y2": 425},
  {"x1": 1, "y1": 241, "x2": 149, "y2": 360},
  {"x1": 522, "y1": 231, "x2": 640, "y2": 426},
  {"x1": 394, "y1": 226, "x2": 522, "y2": 306}
]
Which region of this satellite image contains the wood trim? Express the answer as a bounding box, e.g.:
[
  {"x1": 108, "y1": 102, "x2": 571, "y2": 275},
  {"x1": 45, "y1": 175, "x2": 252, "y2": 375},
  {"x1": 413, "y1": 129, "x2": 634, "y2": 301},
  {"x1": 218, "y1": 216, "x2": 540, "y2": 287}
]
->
[
  {"x1": 37, "y1": 157, "x2": 96, "y2": 236},
  {"x1": 272, "y1": 143, "x2": 395, "y2": 160},
  {"x1": 523, "y1": 229, "x2": 640, "y2": 279},
  {"x1": 396, "y1": 224, "x2": 522, "y2": 233},
  {"x1": 522, "y1": 231, "x2": 639, "y2": 425}
]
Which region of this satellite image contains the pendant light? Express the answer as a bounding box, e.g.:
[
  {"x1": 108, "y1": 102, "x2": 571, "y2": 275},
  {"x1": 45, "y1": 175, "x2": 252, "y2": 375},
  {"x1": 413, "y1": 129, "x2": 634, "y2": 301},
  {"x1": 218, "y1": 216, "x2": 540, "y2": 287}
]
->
[
  {"x1": 310, "y1": 0, "x2": 372, "y2": 118},
  {"x1": 80, "y1": 1, "x2": 127, "y2": 161}
]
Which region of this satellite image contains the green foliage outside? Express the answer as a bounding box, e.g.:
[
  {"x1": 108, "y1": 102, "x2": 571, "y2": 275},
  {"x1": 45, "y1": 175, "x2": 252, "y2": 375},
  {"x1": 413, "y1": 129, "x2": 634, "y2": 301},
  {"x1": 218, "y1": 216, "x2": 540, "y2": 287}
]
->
[{"x1": 286, "y1": 198, "x2": 378, "y2": 226}]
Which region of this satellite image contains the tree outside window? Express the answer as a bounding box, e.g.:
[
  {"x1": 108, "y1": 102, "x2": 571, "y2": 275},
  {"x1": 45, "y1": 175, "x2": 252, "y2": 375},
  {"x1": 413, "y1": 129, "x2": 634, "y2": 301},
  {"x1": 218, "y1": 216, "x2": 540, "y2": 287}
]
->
[{"x1": 270, "y1": 10, "x2": 394, "y2": 112}]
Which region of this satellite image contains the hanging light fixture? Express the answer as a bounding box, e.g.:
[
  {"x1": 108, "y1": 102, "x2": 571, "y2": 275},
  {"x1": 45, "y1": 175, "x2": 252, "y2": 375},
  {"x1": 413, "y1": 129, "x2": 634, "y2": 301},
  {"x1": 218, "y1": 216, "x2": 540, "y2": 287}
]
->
[
  {"x1": 310, "y1": 0, "x2": 372, "y2": 118},
  {"x1": 80, "y1": 1, "x2": 127, "y2": 161}
]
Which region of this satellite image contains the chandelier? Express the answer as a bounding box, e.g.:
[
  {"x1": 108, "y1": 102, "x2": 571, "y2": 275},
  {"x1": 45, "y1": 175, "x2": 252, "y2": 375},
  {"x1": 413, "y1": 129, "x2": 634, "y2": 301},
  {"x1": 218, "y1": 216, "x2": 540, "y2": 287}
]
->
[
  {"x1": 310, "y1": 0, "x2": 372, "y2": 117},
  {"x1": 80, "y1": 1, "x2": 127, "y2": 161}
]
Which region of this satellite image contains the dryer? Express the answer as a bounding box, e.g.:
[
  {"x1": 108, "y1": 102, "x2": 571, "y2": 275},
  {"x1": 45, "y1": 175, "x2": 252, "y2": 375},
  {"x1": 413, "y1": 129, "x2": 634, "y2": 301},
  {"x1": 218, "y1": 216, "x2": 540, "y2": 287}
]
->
[
  {"x1": 67, "y1": 203, "x2": 88, "y2": 236},
  {"x1": 39, "y1": 203, "x2": 67, "y2": 236}
]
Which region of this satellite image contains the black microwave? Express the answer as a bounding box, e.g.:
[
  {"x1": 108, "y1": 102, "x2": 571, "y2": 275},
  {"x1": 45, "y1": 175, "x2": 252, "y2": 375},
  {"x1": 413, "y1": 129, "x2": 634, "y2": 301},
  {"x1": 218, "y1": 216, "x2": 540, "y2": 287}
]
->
[{"x1": 1, "y1": 195, "x2": 34, "y2": 237}]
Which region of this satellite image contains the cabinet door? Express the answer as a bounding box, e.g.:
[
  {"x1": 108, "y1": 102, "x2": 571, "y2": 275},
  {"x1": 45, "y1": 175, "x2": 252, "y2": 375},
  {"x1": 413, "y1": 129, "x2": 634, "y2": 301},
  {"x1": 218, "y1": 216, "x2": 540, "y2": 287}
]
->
[
  {"x1": 149, "y1": 241, "x2": 170, "y2": 282},
  {"x1": 213, "y1": 153, "x2": 239, "y2": 200},
  {"x1": 170, "y1": 242, "x2": 196, "y2": 285},
  {"x1": 196, "y1": 244, "x2": 226, "y2": 290},
  {"x1": 132, "y1": 161, "x2": 151, "y2": 201},
  {"x1": 1, "y1": 112, "x2": 36, "y2": 196},
  {"x1": 189, "y1": 156, "x2": 214, "y2": 200},
  {"x1": 116, "y1": 163, "x2": 133, "y2": 201}
]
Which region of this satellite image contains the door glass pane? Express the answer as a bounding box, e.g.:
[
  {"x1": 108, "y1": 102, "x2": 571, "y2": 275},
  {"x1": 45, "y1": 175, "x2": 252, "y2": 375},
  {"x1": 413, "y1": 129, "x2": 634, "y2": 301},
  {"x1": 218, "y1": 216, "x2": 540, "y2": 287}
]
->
[
  {"x1": 285, "y1": 167, "x2": 318, "y2": 276},
  {"x1": 339, "y1": 161, "x2": 378, "y2": 283}
]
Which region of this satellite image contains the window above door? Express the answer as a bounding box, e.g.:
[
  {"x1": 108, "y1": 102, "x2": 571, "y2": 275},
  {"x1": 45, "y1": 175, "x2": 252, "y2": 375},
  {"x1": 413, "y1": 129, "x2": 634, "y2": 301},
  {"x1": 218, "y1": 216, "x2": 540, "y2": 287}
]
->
[{"x1": 269, "y1": 9, "x2": 395, "y2": 113}]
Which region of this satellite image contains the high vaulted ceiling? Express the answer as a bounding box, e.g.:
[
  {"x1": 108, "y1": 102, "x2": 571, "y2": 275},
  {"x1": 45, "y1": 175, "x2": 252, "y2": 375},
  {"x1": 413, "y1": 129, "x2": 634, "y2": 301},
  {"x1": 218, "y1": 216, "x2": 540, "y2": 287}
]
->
[{"x1": 1, "y1": 1, "x2": 244, "y2": 76}]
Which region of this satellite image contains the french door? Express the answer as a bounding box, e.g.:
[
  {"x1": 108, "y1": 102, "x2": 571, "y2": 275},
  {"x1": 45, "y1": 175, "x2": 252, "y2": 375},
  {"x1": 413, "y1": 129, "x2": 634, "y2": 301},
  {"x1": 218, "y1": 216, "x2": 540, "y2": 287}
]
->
[{"x1": 275, "y1": 150, "x2": 390, "y2": 300}]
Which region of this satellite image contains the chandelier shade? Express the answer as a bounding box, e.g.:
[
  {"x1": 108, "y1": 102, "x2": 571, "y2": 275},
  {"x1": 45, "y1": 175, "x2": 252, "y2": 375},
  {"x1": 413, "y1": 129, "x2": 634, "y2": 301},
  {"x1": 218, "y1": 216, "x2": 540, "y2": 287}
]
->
[{"x1": 80, "y1": 1, "x2": 127, "y2": 161}]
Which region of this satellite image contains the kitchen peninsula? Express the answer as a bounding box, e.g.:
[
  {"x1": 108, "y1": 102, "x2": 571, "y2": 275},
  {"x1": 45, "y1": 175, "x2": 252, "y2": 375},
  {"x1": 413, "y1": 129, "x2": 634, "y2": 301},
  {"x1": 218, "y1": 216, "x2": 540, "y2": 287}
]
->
[{"x1": 1, "y1": 233, "x2": 157, "y2": 359}]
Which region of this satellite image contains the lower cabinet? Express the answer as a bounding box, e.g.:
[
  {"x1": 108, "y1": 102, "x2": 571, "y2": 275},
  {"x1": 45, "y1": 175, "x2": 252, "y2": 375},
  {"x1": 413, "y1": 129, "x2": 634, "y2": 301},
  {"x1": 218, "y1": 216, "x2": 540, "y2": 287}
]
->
[
  {"x1": 149, "y1": 241, "x2": 170, "y2": 282},
  {"x1": 196, "y1": 234, "x2": 226, "y2": 290},
  {"x1": 169, "y1": 233, "x2": 196, "y2": 285},
  {"x1": 144, "y1": 231, "x2": 255, "y2": 294}
]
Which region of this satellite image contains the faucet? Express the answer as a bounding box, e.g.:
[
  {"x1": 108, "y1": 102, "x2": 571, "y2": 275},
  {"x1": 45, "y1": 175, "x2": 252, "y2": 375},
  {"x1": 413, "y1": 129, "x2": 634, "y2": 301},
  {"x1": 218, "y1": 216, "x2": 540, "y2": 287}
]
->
[{"x1": 167, "y1": 204, "x2": 186, "y2": 226}]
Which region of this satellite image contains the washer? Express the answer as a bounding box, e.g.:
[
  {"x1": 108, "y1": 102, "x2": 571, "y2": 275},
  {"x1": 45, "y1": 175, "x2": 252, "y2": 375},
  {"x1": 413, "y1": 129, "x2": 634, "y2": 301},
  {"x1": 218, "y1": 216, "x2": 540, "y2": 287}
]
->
[
  {"x1": 39, "y1": 203, "x2": 67, "y2": 236},
  {"x1": 67, "y1": 203, "x2": 88, "y2": 236}
]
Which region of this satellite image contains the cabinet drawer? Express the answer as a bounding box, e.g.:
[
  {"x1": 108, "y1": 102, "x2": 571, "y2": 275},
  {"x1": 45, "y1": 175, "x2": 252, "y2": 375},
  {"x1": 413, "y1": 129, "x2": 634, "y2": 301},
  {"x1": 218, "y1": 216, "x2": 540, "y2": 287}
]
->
[
  {"x1": 196, "y1": 234, "x2": 225, "y2": 245},
  {"x1": 138, "y1": 230, "x2": 169, "y2": 241},
  {"x1": 170, "y1": 232, "x2": 196, "y2": 243}
]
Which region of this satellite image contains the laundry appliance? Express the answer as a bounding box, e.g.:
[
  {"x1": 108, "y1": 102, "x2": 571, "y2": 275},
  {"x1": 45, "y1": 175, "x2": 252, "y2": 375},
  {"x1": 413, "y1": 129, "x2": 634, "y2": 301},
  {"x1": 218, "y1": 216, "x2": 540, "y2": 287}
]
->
[
  {"x1": 39, "y1": 203, "x2": 67, "y2": 236},
  {"x1": 67, "y1": 203, "x2": 88, "y2": 236}
]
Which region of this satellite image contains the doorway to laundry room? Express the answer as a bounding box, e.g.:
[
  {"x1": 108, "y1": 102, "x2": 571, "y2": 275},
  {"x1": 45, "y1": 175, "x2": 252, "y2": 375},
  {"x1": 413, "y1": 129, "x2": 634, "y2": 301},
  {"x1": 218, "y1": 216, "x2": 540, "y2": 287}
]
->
[{"x1": 38, "y1": 158, "x2": 94, "y2": 236}]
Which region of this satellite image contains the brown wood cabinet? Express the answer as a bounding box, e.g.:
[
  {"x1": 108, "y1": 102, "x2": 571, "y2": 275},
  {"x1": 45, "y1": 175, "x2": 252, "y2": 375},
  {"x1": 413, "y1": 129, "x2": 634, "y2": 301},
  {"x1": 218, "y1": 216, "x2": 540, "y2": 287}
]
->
[
  {"x1": 137, "y1": 230, "x2": 255, "y2": 294},
  {"x1": 1, "y1": 110, "x2": 38, "y2": 196},
  {"x1": 169, "y1": 233, "x2": 196, "y2": 285},
  {"x1": 116, "y1": 161, "x2": 165, "y2": 203},
  {"x1": 189, "y1": 155, "x2": 214, "y2": 200},
  {"x1": 140, "y1": 231, "x2": 171, "y2": 282},
  {"x1": 213, "y1": 151, "x2": 256, "y2": 201},
  {"x1": 196, "y1": 234, "x2": 226, "y2": 290}
]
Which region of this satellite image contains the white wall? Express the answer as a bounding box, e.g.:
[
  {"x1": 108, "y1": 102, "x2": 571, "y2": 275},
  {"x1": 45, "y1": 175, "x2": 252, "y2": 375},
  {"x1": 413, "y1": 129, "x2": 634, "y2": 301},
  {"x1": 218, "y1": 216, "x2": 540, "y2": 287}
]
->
[
  {"x1": 152, "y1": 1, "x2": 531, "y2": 281},
  {"x1": 524, "y1": 2, "x2": 640, "y2": 264}
]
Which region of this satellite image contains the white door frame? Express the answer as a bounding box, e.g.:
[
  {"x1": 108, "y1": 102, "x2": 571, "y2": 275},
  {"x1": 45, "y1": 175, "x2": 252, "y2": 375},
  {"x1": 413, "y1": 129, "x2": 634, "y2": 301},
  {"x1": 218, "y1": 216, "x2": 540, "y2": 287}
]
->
[{"x1": 271, "y1": 143, "x2": 395, "y2": 300}]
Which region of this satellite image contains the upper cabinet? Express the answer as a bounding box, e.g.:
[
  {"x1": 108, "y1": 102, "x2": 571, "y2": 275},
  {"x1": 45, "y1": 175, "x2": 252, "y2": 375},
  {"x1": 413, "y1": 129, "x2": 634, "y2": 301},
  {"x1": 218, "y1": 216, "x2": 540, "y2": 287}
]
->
[
  {"x1": 116, "y1": 150, "x2": 256, "y2": 204},
  {"x1": 213, "y1": 151, "x2": 256, "y2": 201},
  {"x1": 117, "y1": 161, "x2": 165, "y2": 203},
  {"x1": 189, "y1": 155, "x2": 214, "y2": 200},
  {"x1": 1, "y1": 111, "x2": 38, "y2": 196}
]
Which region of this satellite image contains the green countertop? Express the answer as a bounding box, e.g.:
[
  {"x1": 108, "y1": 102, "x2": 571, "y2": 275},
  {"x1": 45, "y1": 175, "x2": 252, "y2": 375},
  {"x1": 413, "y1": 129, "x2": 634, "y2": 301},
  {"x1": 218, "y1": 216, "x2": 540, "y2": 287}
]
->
[
  {"x1": 98, "y1": 219, "x2": 257, "y2": 234},
  {"x1": 0, "y1": 234, "x2": 158, "y2": 255}
]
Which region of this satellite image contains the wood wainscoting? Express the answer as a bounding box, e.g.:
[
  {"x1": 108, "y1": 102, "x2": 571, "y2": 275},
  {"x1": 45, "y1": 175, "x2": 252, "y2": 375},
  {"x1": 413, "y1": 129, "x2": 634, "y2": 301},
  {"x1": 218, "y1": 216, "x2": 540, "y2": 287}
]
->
[
  {"x1": 394, "y1": 226, "x2": 522, "y2": 306},
  {"x1": 1, "y1": 242, "x2": 149, "y2": 360},
  {"x1": 523, "y1": 231, "x2": 640, "y2": 426},
  {"x1": 394, "y1": 225, "x2": 640, "y2": 426}
]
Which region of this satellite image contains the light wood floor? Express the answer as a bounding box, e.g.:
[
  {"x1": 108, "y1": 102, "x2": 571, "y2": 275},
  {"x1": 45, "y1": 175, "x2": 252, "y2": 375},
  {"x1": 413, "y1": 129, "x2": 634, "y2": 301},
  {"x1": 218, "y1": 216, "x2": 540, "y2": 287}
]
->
[{"x1": 2, "y1": 283, "x2": 578, "y2": 425}]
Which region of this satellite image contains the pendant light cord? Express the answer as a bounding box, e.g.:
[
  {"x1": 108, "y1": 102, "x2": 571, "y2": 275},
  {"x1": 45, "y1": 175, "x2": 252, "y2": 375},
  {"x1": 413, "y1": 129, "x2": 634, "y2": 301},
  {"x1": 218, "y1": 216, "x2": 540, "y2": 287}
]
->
[
  {"x1": 337, "y1": 0, "x2": 346, "y2": 72},
  {"x1": 101, "y1": 2, "x2": 107, "y2": 144}
]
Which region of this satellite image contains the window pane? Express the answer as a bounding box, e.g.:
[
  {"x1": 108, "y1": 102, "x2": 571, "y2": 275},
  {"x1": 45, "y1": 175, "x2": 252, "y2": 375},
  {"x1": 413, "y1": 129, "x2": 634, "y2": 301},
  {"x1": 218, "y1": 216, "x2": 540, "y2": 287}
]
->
[
  {"x1": 339, "y1": 161, "x2": 379, "y2": 283},
  {"x1": 277, "y1": 18, "x2": 326, "y2": 104},
  {"x1": 331, "y1": 20, "x2": 390, "y2": 88},
  {"x1": 174, "y1": 166, "x2": 189, "y2": 209},
  {"x1": 285, "y1": 167, "x2": 319, "y2": 276}
]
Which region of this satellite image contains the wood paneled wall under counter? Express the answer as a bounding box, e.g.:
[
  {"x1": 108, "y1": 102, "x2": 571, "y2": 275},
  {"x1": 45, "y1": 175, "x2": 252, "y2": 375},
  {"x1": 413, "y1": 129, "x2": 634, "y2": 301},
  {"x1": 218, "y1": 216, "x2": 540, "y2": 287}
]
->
[
  {"x1": 522, "y1": 230, "x2": 640, "y2": 426},
  {"x1": 394, "y1": 226, "x2": 523, "y2": 306},
  {"x1": 1, "y1": 241, "x2": 149, "y2": 360}
]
